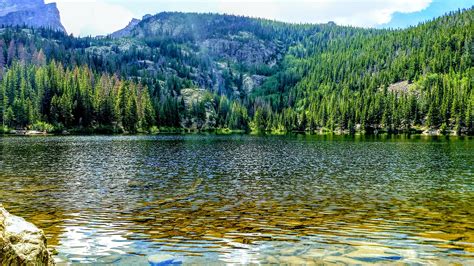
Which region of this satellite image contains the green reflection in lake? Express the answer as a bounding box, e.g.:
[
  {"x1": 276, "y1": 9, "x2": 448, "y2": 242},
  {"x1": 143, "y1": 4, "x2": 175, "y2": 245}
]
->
[{"x1": 0, "y1": 134, "x2": 473, "y2": 264}]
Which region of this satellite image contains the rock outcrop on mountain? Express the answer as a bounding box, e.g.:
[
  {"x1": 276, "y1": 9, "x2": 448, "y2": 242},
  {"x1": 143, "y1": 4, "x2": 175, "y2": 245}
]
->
[
  {"x1": 0, "y1": 0, "x2": 65, "y2": 32},
  {"x1": 110, "y1": 12, "x2": 286, "y2": 66},
  {"x1": 111, "y1": 18, "x2": 141, "y2": 38},
  {"x1": 0, "y1": 8, "x2": 471, "y2": 133},
  {"x1": 110, "y1": 14, "x2": 152, "y2": 38},
  {"x1": 0, "y1": 205, "x2": 55, "y2": 265},
  {"x1": 102, "y1": 12, "x2": 308, "y2": 102}
]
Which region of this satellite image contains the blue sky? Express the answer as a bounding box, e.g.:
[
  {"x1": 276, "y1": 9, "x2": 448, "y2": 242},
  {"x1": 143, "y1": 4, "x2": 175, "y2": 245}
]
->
[
  {"x1": 381, "y1": 0, "x2": 474, "y2": 28},
  {"x1": 45, "y1": 0, "x2": 473, "y2": 36}
]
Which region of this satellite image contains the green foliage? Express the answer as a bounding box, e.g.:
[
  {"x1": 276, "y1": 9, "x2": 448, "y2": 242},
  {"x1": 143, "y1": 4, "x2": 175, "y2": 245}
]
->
[
  {"x1": 149, "y1": 126, "x2": 160, "y2": 134},
  {"x1": 31, "y1": 121, "x2": 54, "y2": 132},
  {"x1": 0, "y1": 62, "x2": 157, "y2": 133},
  {"x1": 250, "y1": 8, "x2": 473, "y2": 135},
  {"x1": 0, "y1": 9, "x2": 472, "y2": 134},
  {"x1": 0, "y1": 125, "x2": 9, "y2": 134}
]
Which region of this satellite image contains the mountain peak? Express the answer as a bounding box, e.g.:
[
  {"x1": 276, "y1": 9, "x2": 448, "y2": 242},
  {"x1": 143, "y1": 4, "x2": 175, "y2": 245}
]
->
[
  {"x1": 110, "y1": 17, "x2": 141, "y2": 38},
  {"x1": 0, "y1": 0, "x2": 65, "y2": 32}
]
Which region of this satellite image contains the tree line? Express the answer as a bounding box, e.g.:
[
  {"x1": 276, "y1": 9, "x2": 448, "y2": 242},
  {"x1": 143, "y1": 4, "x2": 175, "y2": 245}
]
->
[{"x1": 0, "y1": 8, "x2": 472, "y2": 134}]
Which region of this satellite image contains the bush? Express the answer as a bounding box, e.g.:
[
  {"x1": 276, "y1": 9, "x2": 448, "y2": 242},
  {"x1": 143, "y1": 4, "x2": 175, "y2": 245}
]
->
[
  {"x1": 440, "y1": 122, "x2": 449, "y2": 135},
  {"x1": 150, "y1": 126, "x2": 160, "y2": 134},
  {"x1": 31, "y1": 122, "x2": 55, "y2": 133},
  {"x1": 0, "y1": 125, "x2": 9, "y2": 134}
]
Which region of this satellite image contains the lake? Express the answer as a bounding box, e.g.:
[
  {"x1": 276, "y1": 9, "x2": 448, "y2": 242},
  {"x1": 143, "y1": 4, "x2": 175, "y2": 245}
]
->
[{"x1": 0, "y1": 134, "x2": 473, "y2": 264}]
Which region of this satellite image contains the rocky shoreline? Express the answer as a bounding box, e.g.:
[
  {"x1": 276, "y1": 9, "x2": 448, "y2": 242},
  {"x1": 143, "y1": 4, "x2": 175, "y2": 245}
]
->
[
  {"x1": 8, "y1": 130, "x2": 48, "y2": 136},
  {"x1": 0, "y1": 205, "x2": 55, "y2": 265}
]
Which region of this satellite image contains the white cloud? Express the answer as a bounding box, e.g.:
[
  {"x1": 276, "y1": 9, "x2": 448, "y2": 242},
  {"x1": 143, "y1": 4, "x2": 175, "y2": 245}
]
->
[
  {"x1": 45, "y1": 0, "x2": 134, "y2": 36},
  {"x1": 215, "y1": 0, "x2": 433, "y2": 27},
  {"x1": 45, "y1": 0, "x2": 433, "y2": 36}
]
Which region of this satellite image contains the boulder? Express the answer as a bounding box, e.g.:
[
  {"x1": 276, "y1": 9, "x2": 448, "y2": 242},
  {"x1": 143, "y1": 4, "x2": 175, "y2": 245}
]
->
[{"x1": 0, "y1": 205, "x2": 55, "y2": 265}]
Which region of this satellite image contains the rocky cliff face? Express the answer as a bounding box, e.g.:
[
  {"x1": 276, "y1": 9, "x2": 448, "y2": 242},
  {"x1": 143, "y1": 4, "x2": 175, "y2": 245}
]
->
[
  {"x1": 0, "y1": 0, "x2": 65, "y2": 32},
  {"x1": 102, "y1": 12, "x2": 298, "y2": 102},
  {"x1": 180, "y1": 88, "x2": 217, "y2": 130},
  {"x1": 0, "y1": 205, "x2": 55, "y2": 265},
  {"x1": 111, "y1": 12, "x2": 284, "y2": 67},
  {"x1": 111, "y1": 18, "x2": 141, "y2": 38},
  {"x1": 110, "y1": 14, "x2": 153, "y2": 38}
]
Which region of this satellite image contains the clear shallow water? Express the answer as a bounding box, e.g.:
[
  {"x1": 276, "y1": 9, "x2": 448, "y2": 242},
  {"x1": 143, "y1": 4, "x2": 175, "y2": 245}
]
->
[{"x1": 0, "y1": 134, "x2": 473, "y2": 265}]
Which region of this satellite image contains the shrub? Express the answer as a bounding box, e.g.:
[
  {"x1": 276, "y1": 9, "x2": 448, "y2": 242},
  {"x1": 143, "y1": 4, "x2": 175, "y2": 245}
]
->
[
  {"x1": 150, "y1": 126, "x2": 160, "y2": 134},
  {"x1": 0, "y1": 125, "x2": 9, "y2": 134},
  {"x1": 31, "y1": 122, "x2": 55, "y2": 133}
]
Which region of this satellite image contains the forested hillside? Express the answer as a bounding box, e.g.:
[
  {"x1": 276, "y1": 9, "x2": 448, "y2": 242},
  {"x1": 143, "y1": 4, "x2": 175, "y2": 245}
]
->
[{"x1": 0, "y1": 8, "x2": 472, "y2": 134}]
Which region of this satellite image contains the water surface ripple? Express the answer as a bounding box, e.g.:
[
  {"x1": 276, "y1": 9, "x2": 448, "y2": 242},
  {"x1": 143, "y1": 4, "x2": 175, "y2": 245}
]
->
[{"x1": 0, "y1": 135, "x2": 473, "y2": 264}]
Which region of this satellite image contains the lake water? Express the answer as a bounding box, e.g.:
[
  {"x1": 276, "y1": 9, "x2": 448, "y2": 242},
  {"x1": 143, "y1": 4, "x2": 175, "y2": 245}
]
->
[{"x1": 0, "y1": 135, "x2": 473, "y2": 264}]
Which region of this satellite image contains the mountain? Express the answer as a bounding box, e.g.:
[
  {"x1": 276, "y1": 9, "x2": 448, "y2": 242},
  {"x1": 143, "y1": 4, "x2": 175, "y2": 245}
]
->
[
  {"x1": 0, "y1": 9, "x2": 472, "y2": 134},
  {"x1": 111, "y1": 18, "x2": 141, "y2": 39},
  {"x1": 0, "y1": 0, "x2": 65, "y2": 32},
  {"x1": 109, "y1": 12, "x2": 334, "y2": 65},
  {"x1": 110, "y1": 14, "x2": 152, "y2": 38},
  {"x1": 103, "y1": 12, "x2": 345, "y2": 97}
]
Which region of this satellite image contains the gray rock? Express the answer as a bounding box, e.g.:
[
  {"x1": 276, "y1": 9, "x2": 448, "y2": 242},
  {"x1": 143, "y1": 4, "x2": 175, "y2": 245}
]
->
[
  {"x1": 0, "y1": 0, "x2": 44, "y2": 16},
  {"x1": 180, "y1": 88, "x2": 217, "y2": 130},
  {"x1": 243, "y1": 74, "x2": 267, "y2": 93},
  {"x1": 0, "y1": 205, "x2": 55, "y2": 265},
  {"x1": 148, "y1": 254, "x2": 182, "y2": 265},
  {"x1": 110, "y1": 18, "x2": 141, "y2": 38},
  {"x1": 0, "y1": 0, "x2": 65, "y2": 32}
]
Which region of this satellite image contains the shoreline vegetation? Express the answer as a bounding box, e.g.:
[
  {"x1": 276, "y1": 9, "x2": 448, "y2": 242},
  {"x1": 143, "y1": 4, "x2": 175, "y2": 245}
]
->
[
  {"x1": 0, "y1": 10, "x2": 472, "y2": 138},
  {"x1": 1, "y1": 124, "x2": 471, "y2": 137}
]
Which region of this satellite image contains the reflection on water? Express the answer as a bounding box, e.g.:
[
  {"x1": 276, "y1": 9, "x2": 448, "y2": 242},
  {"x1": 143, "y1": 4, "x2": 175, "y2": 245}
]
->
[{"x1": 0, "y1": 134, "x2": 473, "y2": 264}]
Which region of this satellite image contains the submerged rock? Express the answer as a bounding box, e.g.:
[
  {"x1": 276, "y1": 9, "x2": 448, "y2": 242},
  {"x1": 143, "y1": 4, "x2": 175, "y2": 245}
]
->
[
  {"x1": 0, "y1": 205, "x2": 55, "y2": 265},
  {"x1": 148, "y1": 254, "x2": 182, "y2": 266}
]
